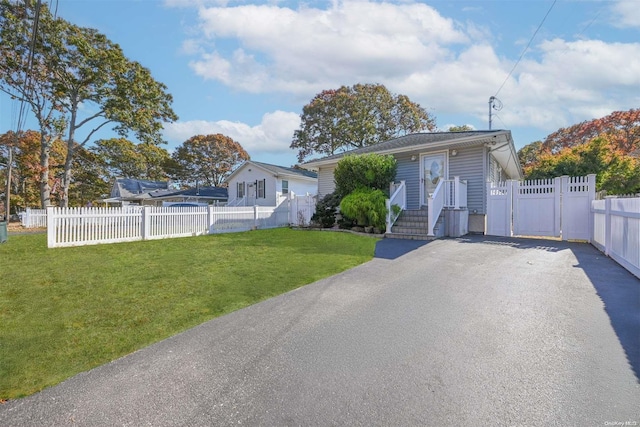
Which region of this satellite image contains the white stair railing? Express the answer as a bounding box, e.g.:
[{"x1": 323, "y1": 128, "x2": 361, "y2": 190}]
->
[
  {"x1": 444, "y1": 177, "x2": 468, "y2": 209},
  {"x1": 386, "y1": 180, "x2": 406, "y2": 233},
  {"x1": 427, "y1": 180, "x2": 445, "y2": 236}
]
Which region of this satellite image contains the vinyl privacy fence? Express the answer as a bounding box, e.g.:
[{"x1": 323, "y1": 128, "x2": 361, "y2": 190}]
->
[
  {"x1": 47, "y1": 197, "x2": 315, "y2": 248},
  {"x1": 591, "y1": 197, "x2": 640, "y2": 279}
]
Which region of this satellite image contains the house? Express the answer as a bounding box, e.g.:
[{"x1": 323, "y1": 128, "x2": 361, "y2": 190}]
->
[
  {"x1": 150, "y1": 186, "x2": 228, "y2": 205},
  {"x1": 224, "y1": 161, "x2": 318, "y2": 206},
  {"x1": 303, "y1": 130, "x2": 523, "y2": 236},
  {"x1": 104, "y1": 178, "x2": 172, "y2": 205},
  {"x1": 104, "y1": 178, "x2": 228, "y2": 206}
]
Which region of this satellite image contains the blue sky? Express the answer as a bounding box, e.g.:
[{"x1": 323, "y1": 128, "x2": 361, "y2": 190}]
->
[{"x1": 1, "y1": 0, "x2": 639, "y2": 167}]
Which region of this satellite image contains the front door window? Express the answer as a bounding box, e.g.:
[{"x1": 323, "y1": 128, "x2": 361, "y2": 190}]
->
[{"x1": 423, "y1": 153, "x2": 446, "y2": 203}]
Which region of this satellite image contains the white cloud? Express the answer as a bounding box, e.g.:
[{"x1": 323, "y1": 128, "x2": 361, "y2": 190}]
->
[
  {"x1": 162, "y1": 111, "x2": 301, "y2": 157},
  {"x1": 171, "y1": 0, "x2": 640, "y2": 139},
  {"x1": 611, "y1": 0, "x2": 640, "y2": 28},
  {"x1": 188, "y1": 1, "x2": 468, "y2": 94}
]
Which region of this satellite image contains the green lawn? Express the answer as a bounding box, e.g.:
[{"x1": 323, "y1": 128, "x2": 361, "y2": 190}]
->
[{"x1": 0, "y1": 228, "x2": 377, "y2": 400}]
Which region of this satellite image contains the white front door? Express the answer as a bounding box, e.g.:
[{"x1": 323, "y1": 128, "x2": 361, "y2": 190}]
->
[{"x1": 421, "y1": 153, "x2": 447, "y2": 205}]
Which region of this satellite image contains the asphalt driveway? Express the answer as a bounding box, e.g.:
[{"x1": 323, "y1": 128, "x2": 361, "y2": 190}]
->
[{"x1": 1, "y1": 235, "x2": 639, "y2": 426}]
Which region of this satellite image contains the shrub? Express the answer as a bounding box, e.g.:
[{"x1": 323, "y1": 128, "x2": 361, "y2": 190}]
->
[
  {"x1": 334, "y1": 153, "x2": 397, "y2": 197},
  {"x1": 339, "y1": 188, "x2": 387, "y2": 229},
  {"x1": 311, "y1": 192, "x2": 341, "y2": 228}
]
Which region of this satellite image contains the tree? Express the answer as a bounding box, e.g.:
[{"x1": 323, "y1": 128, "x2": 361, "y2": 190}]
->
[
  {"x1": 517, "y1": 140, "x2": 544, "y2": 176},
  {"x1": 290, "y1": 83, "x2": 436, "y2": 162},
  {"x1": 90, "y1": 138, "x2": 170, "y2": 181},
  {"x1": 0, "y1": 130, "x2": 66, "y2": 209},
  {"x1": 543, "y1": 108, "x2": 640, "y2": 154},
  {"x1": 170, "y1": 134, "x2": 250, "y2": 187},
  {"x1": 333, "y1": 153, "x2": 397, "y2": 197},
  {"x1": 0, "y1": 1, "x2": 67, "y2": 207},
  {"x1": 0, "y1": 1, "x2": 178, "y2": 207},
  {"x1": 68, "y1": 145, "x2": 110, "y2": 206},
  {"x1": 447, "y1": 125, "x2": 474, "y2": 132},
  {"x1": 526, "y1": 137, "x2": 640, "y2": 195}
]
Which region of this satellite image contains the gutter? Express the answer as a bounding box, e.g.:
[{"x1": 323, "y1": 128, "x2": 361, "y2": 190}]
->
[{"x1": 304, "y1": 131, "x2": 510, "y2": 168}]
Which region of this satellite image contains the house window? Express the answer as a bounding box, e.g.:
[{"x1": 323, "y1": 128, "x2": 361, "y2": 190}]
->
[
  {"x1": 282, "y1": 180, "x2": 289, "y2": 194},
  {"x1": 257, "y1": 179, "x2": 265, "y2": 198},
  {"x1": 237, "y1": 182, "x2": 245, "y2": 198}
]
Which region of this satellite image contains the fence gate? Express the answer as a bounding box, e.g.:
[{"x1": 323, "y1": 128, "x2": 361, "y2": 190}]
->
[{"x1": 486, "y1": 174, "x2": 596, "y2": 240}]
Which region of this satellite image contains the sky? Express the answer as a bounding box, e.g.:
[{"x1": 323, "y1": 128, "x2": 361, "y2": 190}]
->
[{"x1": 1, "y1": 0, "x2": 639, "y2": 167}]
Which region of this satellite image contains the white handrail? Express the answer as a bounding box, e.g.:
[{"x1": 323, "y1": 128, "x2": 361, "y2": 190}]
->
[
  {"x1": 427, "y1": 179, "x2": 445, "y2": 236},
  {"x1": 443, "y1": 177, "x2": 467, "y2": 209},
  {"x1": 386, "y1": 180, "x2": 406, "y2": 233}
]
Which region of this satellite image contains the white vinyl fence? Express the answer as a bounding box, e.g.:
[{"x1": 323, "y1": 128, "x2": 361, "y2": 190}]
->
[
  {"x1": 591, "y1": 197, "x2": 640, "y2": 279},
  {"x1": 487, "y1": 175, "x2": 596, "y2": 240},
  {"x1": 46, "y1": 195, "x2": 315, "y2": 248},
  {"x1": 19, "y1": 208, "x2": 48, "y2": 228}
]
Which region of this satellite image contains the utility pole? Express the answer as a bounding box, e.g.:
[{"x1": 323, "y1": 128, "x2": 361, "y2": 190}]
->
[{"x1": 488, "y1": 96, "x2": 503, "y2": 130}]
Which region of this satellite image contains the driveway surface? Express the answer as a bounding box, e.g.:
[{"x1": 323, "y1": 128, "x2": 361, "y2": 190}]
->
[{"x1": 1, "y1": 236, "x2": 639, "y2": 426}]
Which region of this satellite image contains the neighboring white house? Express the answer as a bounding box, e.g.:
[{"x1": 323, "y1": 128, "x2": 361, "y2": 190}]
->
[{"x1": 224, "y1": 161, "x2": 318, "y2": 206}]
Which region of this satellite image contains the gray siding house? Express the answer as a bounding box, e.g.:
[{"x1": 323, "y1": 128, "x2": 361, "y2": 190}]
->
[{"x1": 303, "y1": 130, "x2": 522, "y2": 234}]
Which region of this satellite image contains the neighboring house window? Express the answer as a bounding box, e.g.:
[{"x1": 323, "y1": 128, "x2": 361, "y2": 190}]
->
[
  {"x1": 237, "y1": 182, "x2": 245, "y2": 198},
  {"x1": 282, "y1": 180, "x2": 289, "y2": 194},
  {"x1": 257, "y1": 179, "x2": 265, "y2": 198}
]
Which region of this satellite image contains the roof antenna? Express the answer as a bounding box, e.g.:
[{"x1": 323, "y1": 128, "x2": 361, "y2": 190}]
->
[{"x1": 488, "y1": 96, "x2": 503, "y2": 130}]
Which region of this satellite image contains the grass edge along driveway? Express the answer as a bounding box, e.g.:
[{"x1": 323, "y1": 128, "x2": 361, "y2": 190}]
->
[{"x1": 0, "y1": 228, "x2": 377, "y2": 400}]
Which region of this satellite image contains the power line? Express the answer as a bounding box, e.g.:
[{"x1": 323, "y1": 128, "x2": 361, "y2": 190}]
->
[{"x1": 494, "y1": 0, "x2": 557, "y2": 97}]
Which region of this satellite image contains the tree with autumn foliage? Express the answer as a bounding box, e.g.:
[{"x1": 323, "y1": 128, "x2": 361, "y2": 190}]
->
[
  {"x1": 0, "y1": 130, "x2": 67, "y2": 210},
  {"x1": 170, "y1": 134, "x2": 250, "y2": 187},
  {"x1": 543, "y1": 109, "x2": 640, "y2": 154},
  {"x1": 291, "y1": 83, "x2": 436, "y2": 162},
  {"x1": 525, "y1": 137, "x2": 640, "y2": 195},
  {"x1": 0, "y1": 1, "x2": 177, "y2": 208}
]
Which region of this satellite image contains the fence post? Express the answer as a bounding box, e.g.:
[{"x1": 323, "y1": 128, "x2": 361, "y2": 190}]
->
[
  {"x1": 207, "y1": 206, "x2": 214, "y2": 235},
  {"x1": 557, "y1": 176, "x2": 566, "y2": 239},
  {"x1": 588, "y1": 174, "x2": 596, "y2": 243},
  {"x1": 454, "y1": 176, "x2": 460, "y2": 209},
  {"x1": 46, "y1": 207, "x2": 55, "y2": 248},
  {"x1": 253, "y1": 205, "x2": 258, "y2": 229},
  {"x1": 141, "y1": 206, "x2": 150, "y2": 240},
  {"x1": 604, "y1": 197, "x2": 612, "y2": 256}
]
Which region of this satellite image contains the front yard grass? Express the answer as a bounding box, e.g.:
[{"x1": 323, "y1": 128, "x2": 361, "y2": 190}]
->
[{"x1": 0, "y1": 228, "x2": 377, "y2": 400}]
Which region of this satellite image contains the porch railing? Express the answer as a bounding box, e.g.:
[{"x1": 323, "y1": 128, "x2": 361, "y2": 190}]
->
[
  {"x1": 226, "y1": 196, "x2": 246, "y2": 207},
  {"x1": 427, "y1": 180, "x2": 445, "y2": 236},
  {"x1": 385, "y1": 180, "x2": 406, "y2": 233},
  {"x1": 444, "y1": 177, "x2": 468, "y2": 209}
]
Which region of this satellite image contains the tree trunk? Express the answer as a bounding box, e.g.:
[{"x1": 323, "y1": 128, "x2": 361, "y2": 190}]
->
[
  {"x1": 61, "y1": 106, "x2": 78, "y2": 208},
  {"x1": 39, "y1": 134, "x2": 51, "y2": 208}
]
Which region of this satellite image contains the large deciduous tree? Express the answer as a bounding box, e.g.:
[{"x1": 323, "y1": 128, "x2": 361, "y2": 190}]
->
[
  {"x1": 543, "y1": 108, "x2": 640, "y2": 154},
  {"x1": 0, "y1": 130, "x2": 66, "y2": 209},
  {"x1": 290, "y1": 83, "x2": 436, "y2": 162},
  {"x1": 90, "y1": 138, "x2": 171, "y2": 181},
  {"x1": 526, "y1": 137, "x2": 640, "y2": 195},
  {"x1": 170, "y1": 134, "x2": 250, "y2": 187},
  {"x1": 0, "y1": 1, "x2": 67, "y2": 208},
  {"x1": 0, "y1": 0, "x2": 178, "y2": 207}
]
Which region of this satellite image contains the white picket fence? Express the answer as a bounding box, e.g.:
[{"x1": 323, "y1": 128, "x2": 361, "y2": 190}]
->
[
  {"x1": 19, "y1": 208, "x2": 48, "y2": 228},
  {"x1": 592, "y1": 197, "x2": 640, "y2": 279},
  {"x1": 46, "y1": 195, "x2": 315, "y2": 248}
]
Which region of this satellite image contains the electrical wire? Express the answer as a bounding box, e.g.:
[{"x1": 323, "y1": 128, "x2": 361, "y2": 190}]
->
[
  {"x1": 15, "y1": 0, "x2": 42, "y2": 135},
  {"x1": 494, "y1": 0, "x2": 557, "y2": 97}
]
